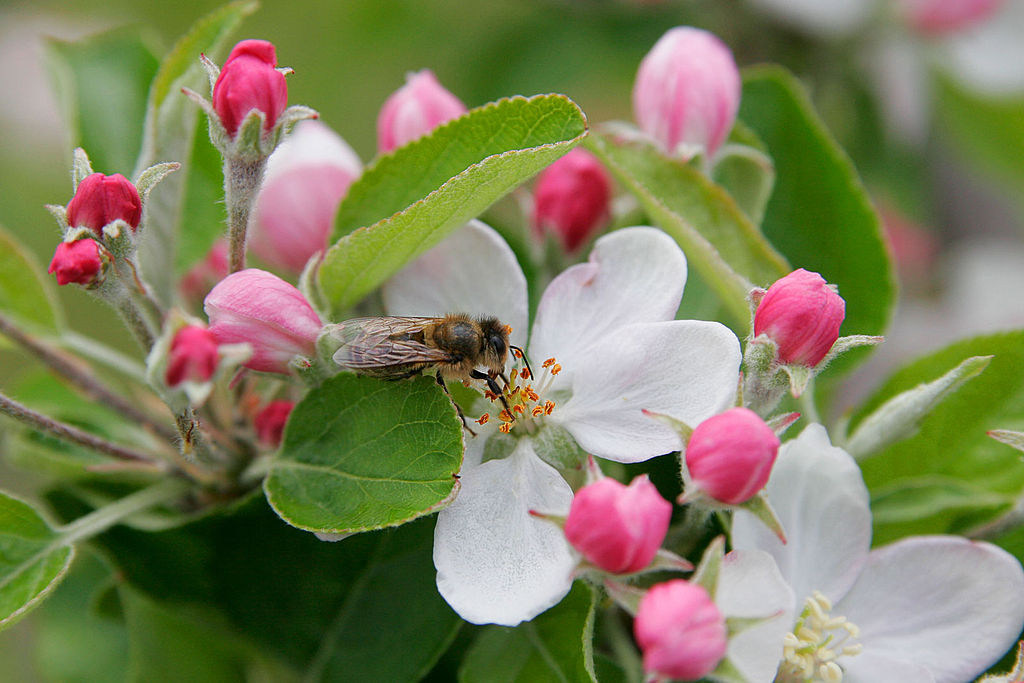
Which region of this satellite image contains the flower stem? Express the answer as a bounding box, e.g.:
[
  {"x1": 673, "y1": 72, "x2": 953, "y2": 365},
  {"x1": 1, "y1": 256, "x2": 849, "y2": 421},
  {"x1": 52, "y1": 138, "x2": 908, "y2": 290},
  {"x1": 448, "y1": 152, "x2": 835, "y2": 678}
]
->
[
  {"x1": 224, "y1": 156, "x2": 267, "y2": 273},
  {"x1": 0, "y1": 311, "x2": 178, "y2": 444},
  {"x1": 0, "y1": 389, "x2": 165, "y2": 465},
  {"x1": 56, "y1": 477, "x2": 190, "y2": 547},
  {"x1": 59, "y1": 331, "x2": 147, "y2": 382}
]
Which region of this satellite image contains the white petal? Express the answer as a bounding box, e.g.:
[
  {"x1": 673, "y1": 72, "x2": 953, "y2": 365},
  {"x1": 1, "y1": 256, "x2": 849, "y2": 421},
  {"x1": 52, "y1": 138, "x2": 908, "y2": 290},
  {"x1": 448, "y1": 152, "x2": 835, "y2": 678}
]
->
[
  {"x1": 383, "y1": 220, "x2": 529, "y2": 347},
  {"x1": 939, "y1": 1, "x2": 1024, "y2": 95},
  {"x1": 433, "y1": 439, "x2": 575, "y2": 625},
  {"x1": 838, "y1": 536, "x2": 1024, "y2": 683},
  {"x1": 552, "y1": 320, "x2": 739, "y2": 463},
  {"x1": 529, "y1": 227, "x2": 686, "y2": 374},
  {"x1": 717, "y1": 550, "x2": 795, "y2": 683},
  {"x1": 731, "y1": 424, "x2": 870, "y2": 606},
  {"x1": 745, "y1": 0, "x2": 875, "y2": 38}
]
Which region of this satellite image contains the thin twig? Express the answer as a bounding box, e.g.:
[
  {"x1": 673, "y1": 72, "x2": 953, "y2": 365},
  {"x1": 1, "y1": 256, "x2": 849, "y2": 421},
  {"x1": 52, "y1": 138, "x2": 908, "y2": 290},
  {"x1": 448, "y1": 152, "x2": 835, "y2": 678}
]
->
[
  {"x1": 0, "y1": 390, "x2": 164, "y2": 465},
  {"x1": 0, "y1": 311, "x2": 179, "y2": 444}
]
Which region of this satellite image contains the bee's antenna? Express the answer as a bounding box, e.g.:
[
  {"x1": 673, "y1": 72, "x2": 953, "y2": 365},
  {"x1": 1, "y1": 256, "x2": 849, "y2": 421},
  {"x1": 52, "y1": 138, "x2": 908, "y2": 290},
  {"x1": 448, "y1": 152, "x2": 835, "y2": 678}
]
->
[{"x1": 510, "y1": 345, "x2": 533, "y2": 379}]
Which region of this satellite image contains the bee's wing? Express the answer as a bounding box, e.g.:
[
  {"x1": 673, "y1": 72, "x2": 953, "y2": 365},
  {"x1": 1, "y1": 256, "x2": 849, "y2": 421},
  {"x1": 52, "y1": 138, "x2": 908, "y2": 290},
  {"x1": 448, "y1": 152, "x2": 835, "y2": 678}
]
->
[{"x1": 332, "y1": 317, "x2": 450, "y2": 370}]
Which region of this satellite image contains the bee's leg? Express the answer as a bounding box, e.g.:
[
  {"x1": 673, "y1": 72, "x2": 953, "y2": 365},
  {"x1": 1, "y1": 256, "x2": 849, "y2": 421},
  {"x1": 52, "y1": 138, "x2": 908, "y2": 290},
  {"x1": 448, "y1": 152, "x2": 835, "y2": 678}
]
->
[
  {"x1": 470, "y1": 369, "x2": 512, "y2": 416},
  {"x1": 435, "y1": 373, "x2": 477, "y2": 436}
]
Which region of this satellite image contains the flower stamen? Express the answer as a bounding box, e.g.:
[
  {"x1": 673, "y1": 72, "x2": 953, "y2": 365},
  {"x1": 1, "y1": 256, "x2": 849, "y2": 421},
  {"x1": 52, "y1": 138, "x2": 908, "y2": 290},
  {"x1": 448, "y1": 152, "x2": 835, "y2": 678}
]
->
[{"x1": 777, "y1": 591, "x2": 861, "y2": 683}]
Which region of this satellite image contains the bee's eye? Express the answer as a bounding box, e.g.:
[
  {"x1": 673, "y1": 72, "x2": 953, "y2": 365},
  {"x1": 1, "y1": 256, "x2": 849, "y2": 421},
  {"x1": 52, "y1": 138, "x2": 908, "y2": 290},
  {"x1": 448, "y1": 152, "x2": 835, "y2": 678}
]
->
[{"x1": 488, "y1": 334, "x2": 506, "y2": 357}]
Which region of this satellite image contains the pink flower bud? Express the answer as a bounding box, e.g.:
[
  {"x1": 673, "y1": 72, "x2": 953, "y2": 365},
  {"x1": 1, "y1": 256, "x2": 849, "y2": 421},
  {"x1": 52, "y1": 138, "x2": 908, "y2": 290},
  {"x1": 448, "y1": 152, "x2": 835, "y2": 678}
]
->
[
  {"x1": 632, "y1": 27, "x2": 741, "y2": 158},
  {"x1": 686, "y1": 407, "x2": 779, "y2": 505},
  {"x1": 212, "y1": 39, "x2": 288, "y2": 138},
  {"x1": 165, "y1": 325, "x2": 219, "y2": 387},
  {"x1": 377, "y1": 69, "x2": 466, "y2": 153},
  {"x1": 532, "y1": 149, "x2": 612, "y2": 253},
  {"x1": 66, "y1": 173, "x2": 142, "y2": 235},
  {"x1": 897, "y1": 0, "x2": 1002, "y2": 35},
  {"x1": 255, "y1": 399, "x2": 294, "y2": 447},
  {"x1": 250, "y1": 120, "x2": 362, "y2": 272},
  {"x1": 48, "y1": 239, "x2": 105, "y2": 286},
  {"x1": 564, "y1": 475, "x2": 671, "y2": 574},
  {"x1": 634, "y1": 580, "x2": 727, "y2": 682},
  {"x1": 204, "y1": 269, "x2": 322, "y2": 374},
  {"x1": 179, "y1": 240, "x2": 229, "y2": 304},
  {"x1": 753, "y1": 268, "x2": 846, "y2": 367}
]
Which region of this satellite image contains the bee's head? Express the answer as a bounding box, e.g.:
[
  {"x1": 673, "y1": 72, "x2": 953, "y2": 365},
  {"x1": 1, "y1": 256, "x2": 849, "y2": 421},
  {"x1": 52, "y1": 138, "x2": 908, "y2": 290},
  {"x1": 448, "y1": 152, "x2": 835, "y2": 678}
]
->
[{"x1": 478, "y1": 317, "x2": 509, "y2": 374}]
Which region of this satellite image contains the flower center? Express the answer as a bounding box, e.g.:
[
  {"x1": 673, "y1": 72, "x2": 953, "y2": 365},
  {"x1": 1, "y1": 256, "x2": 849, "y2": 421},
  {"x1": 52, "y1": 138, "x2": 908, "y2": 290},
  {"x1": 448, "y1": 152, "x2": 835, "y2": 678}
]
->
[
  {"x1": 777, "y1": 591, "x2": 863, "y2": 683},
  {"x1": 476, "y1": 355, "x2": 560, "y2": 434}
]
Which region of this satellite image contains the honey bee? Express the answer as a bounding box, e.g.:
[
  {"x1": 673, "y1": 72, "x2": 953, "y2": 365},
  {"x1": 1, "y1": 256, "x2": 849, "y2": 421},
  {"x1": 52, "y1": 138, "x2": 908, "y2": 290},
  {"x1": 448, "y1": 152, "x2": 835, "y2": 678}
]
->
[{"x1": 330, "y1": 315, "x2": 525, "y2": 420}]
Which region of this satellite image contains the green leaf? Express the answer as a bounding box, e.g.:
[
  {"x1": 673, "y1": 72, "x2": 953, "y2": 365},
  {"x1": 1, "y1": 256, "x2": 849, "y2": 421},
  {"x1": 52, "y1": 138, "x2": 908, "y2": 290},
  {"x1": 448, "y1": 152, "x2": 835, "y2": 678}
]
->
[
  {"x1": 45, "y1": 28, "x2": 159, "y2": 175},
  {"x1": 713, "y1": 122, "x2": 776, "y2": 227},
  {"x1": 0, "y1": 223, "x2": 62, "y2": 336},
  {"x1": 855, "y1": 331, "x2": 1024, "y2": 544},
  {"x1": 47, "y1": 492, "x2": 459, "y2": 679},
  {"x1": 739, "y1": 66, "x2": 895, "y2": 373},
  {"x1": 584, "y1": 131, "x2": 789, "y2": 328},
  {"x1": 32, "y1": 551, "x2": 129, "y2": 683},
  {"x1": 319, "y1": 94, "x2": 587, "y2": 316},
  {"x1": 121, "y1": 586, "x2": 292, "y2": 683},
  {"x1": 0, "y1": 491, "x2": 74, "y2": 632},
  {"x1": 870, "y1": 476, "x2": 1010, "y2": 529},
  {"x1": 133, "y1": 1, "x2": 256, "y2": 305},
  {"x1": 265, "y1": 374, "x2": 464, "y2": 533},
  {"x1": 933, "y1": 72, "x2": 1024, "y2": 216},
  {"x1": 459, "y1": 581, "x2": 597, "y2": 683}
]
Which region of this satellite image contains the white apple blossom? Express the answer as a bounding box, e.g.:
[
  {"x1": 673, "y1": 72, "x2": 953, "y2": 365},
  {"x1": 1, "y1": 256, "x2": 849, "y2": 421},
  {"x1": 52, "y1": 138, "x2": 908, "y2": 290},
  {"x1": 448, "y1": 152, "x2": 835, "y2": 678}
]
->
[
  {"x1": 730, "y1": 424, "x2": 1024, "y2": 683},
  {"x1": 383, "y1": 220, "x2": 742, "y2": 625}
]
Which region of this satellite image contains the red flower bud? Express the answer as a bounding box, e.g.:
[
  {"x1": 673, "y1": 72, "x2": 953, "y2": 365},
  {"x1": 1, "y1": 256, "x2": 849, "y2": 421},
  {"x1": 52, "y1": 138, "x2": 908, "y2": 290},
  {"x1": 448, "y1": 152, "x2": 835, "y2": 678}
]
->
[
  {"x1": 377, "y1": 70, "x2": 466, "y2": 153},
  {"x1": 686, "y1": 407, "x2": 779, "y2": 505},
  {"x1": 753, "y1": 268, "x2": 845, "y2": 367},
  {"x1": 564, "y1": 475, "x2": 670, "y2": 574},
  {"x1": 165, "y1": 325, "x2": 220, "y2": 387},
  {"x1": 212, "y1": 39, "x2": 288, "y2": 138},
  {"x1": 204, "y1": 269, "x2": 322, "y2": 374},
  {"x1": 179, "y1": 240, "x2": 229, "y2": 304},
  {"x1": 633, "y1": 27, "x2": 741, "y2": 158},
  {"x1": 48, "y1": 239, "x2": 104, "y2": 286},
  {"x1": 634, "y1": 580, "x2": 727, "y2": 681},
  {"x1": 532, "y1": 149, "x2": 612, "y2": 252},
  {"x1": 255, "y1": 399, "x2": 294, "y2": 447},
  {"x1": 66, "y1": 173, "x2": 142, "y2": 235}
]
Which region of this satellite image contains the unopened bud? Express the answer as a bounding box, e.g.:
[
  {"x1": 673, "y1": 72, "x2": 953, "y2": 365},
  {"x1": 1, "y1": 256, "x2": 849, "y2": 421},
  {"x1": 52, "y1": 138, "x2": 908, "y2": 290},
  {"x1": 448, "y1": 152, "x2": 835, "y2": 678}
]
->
[
  {"x1": 66, "y1": 173, "x2": 142, "y2": 236},
  {"x1": 165, "y1": 325, "x2": 219, "y2": 387},
  {"x1": 377, "y1": 69, "x2": 466, "y2": 153},
  {"x1": 532, "y1": 149, "x2": 612, "y2": 252},
  {"x1": 634, "y1": 580, "x2": 727, "y2": 681},
  {"x1": 204, "y1": 268, "x2": 322, "y2": 374},
  {"x1": 254, "y1": 399, "x2": 294, "y2": 447},
  {"x1": 212, "y1": 39, "x2": 288, "y2": 138},
  {"x1": 632, "y1": 27, "x2": 740, "y2": 159},
  {"x1": 753, "y1": 268, "x2": 845, "y2": 367},
  {"x1": 685, "y1": 407, "x2": 779, "y2": 505},
  {"x1": 250, "y1": 120, "x2": 362, "y2": 272},
  {"x1": 48, "y1": 239, "x2": 105, "y2": 287},
  {"x1": 179, "y1": 240, "x2": 229, "y2": 304},
  {"x1": 564, "y1": 475, "x2": 671, "y2": 574}
]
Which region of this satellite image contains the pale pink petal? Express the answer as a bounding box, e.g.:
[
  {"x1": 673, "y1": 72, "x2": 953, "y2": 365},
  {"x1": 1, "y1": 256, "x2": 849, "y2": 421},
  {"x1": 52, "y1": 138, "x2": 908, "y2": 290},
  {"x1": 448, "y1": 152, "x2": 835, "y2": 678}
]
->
[
  {"x1": 530, "y1": 227, "x2": 687, "y2": 382},
  {"x1": 838, "y1": 536, "x2": 1024, "y2": 683},
  {"x1": 383, "y1": 220, "x2": 529, "y2": 348},
  {"x1": 551, "y1": 320, "x2": 739, "y2": 463},
  {"x1": 745, "y1": 0, "x2": 875, "y2": 38},
  {"x1": 433, "y1": 438, "x2": 575, "y2": 625},
  {"x1": 731, "y1": 425, "x2": 871, "y2": 606}
]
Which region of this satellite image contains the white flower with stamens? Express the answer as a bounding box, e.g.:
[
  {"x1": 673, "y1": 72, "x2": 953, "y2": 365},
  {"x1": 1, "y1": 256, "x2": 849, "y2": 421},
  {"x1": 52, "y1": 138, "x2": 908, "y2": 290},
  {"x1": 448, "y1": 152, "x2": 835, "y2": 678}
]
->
[
  {"x1": 729, "y1": 424, "x2": 1024, "y2": 683},
  {"x1": 383, "y1": 220, "x2": 742, "y2": 625}
]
